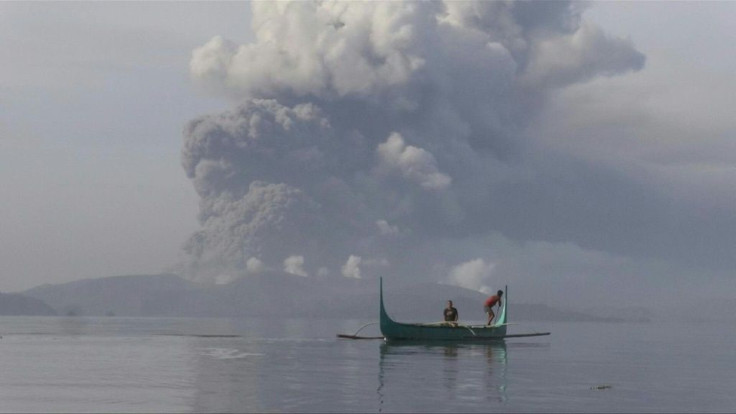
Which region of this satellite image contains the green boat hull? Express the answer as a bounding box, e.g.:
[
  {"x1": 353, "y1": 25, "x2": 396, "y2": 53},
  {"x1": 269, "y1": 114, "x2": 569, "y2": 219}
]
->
[{"x1": 379, "y1": 278, "x2": 508, "y2": 341}]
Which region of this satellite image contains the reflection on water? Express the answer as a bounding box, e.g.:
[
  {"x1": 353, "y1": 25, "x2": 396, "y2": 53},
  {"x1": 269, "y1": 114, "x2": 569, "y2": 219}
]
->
[
  {"x1": 378, "y1": 341, "x2": 508, "y2": 411},
  {"x1": 8, "y1": 317, "x2": 736, "y2": 412},
  {"x1": 186, "y1": 326, "x2": 511, "y2": 413},
  {"x1": 187, "y1": 318, "x2": 381, "y2": 413}
]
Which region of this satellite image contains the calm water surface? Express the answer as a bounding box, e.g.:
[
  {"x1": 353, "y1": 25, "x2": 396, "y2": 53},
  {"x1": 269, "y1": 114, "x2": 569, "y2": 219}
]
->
[{"x1": 1, "y1": 316, "x2": 734, "y2": 412}]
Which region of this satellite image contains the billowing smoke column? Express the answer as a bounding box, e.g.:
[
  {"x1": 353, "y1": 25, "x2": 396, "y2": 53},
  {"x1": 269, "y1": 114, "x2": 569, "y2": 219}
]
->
[{"x1": 181, "y1": 1, "x2": 644, "y2": 283}]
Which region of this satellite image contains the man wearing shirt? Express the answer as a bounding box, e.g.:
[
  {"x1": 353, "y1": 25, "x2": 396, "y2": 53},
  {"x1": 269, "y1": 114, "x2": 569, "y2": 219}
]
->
[{"x1": 443, "y1": 300, "x2": 458, "y2": 325}]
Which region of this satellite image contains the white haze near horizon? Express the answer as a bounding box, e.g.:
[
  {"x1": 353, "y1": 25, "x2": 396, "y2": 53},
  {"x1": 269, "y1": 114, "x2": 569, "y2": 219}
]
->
[{"x1": 1, "y1": 2, "x2": 735, "y2": 311}]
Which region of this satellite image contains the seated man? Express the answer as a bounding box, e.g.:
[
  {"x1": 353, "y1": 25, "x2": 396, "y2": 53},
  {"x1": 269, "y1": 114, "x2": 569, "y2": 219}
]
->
[{"x1": 444, "y1": 300, "x2": 458, "y2": 326}]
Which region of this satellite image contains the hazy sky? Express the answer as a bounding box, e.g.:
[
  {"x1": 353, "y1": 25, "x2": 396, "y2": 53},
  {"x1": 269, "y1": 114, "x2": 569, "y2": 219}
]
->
[
  {"x1": 1, "y1": 2, "x2": 252, "y2": 291},
  {"x1": 2, "y1": 2, "x2": 735, "y2": 309}
]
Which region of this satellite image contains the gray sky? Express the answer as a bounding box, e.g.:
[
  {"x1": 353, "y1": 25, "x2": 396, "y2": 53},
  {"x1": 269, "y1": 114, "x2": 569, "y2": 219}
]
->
[
  {"x1": 2, "y1": 2, "x2": 735, "y2": 309},
  {"x1": 1, "y1": 2, "x2": 252, "y2": 291}
]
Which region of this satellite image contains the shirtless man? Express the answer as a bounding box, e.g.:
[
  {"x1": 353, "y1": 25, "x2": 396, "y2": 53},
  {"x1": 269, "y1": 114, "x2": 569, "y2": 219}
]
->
[{"x1": 484, "y1": 290, "x2": 503, "y2": 326}]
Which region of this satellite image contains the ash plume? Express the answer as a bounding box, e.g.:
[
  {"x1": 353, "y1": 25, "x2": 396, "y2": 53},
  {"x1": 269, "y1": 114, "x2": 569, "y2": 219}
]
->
[{"x1": 181, "y1": 1, "x2": 645, "y2": 284}]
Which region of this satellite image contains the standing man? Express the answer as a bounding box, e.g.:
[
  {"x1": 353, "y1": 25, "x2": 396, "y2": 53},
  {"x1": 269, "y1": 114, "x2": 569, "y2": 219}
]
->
[
  {"x1": 484, "y1": 290, "x2": 504, "y2": 326},
  {"x1": 444, "y1": 300, "x2": 459, "y2": 325}
]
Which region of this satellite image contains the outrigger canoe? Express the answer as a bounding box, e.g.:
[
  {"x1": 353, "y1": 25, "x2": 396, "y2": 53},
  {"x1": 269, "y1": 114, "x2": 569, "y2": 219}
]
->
[{"x1": 380, "y1": 278, "x2": 549, "y2": 341}]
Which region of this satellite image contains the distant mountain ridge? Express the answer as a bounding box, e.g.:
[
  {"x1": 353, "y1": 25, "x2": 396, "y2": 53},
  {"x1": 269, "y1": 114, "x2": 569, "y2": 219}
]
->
[
  {"x1": 20, "y1": 273, "x2": 642, "y2": 322},
  {"x1": 0, "y1": 292, "x2": 57, "y2": 316},
  {"x1": 23, "y1": 274, "x2": 193, "y2": 317}
]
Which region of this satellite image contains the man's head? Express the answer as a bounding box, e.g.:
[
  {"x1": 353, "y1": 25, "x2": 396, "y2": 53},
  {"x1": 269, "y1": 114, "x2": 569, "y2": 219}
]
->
[
  {"x1": 447, "y1": 300, "x2": 453, "y2": 308},
  {"x1": 497, "y1": 290, "x2": 503, "y2": 297}
]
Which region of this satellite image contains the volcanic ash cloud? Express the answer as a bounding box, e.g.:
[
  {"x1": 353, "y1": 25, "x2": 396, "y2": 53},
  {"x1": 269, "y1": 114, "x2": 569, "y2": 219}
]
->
[{"x1": 181, "y1": 1, "x2": 644, "y2": 283}]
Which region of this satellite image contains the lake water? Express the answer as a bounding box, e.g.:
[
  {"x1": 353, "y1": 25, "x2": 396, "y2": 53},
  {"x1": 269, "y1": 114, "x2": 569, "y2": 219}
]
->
[{"x1": 1, "y1": 316, "x2": 735, "y2": 412}]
